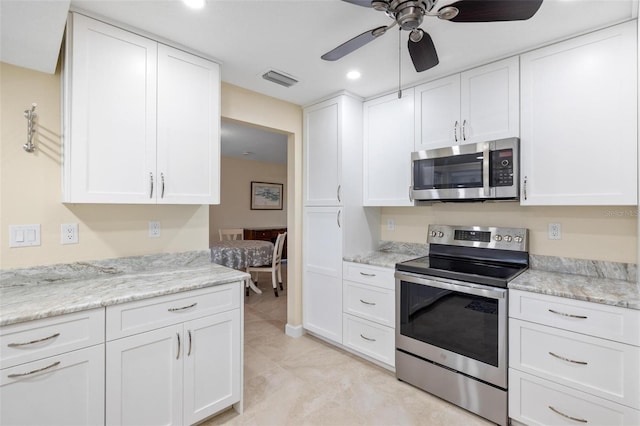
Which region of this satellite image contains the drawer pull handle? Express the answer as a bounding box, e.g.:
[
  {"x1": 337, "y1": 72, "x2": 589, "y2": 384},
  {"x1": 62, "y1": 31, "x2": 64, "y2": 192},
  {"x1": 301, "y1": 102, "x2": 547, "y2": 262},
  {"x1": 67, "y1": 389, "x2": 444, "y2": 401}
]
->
[
  {"x1": 549, "y1": 352, "x2": 588, "y2": 365},
  {"x1": 188, "y1": 330, "x2": 193, "y2": 356},
  {"x1": 359, "y1": 299, "x2": 376, "y2": 306},
  {"x1": 7, "y1": 332, "x2": 60, "y2": 347},
  {"x1": 168, "y1": 302, "x2": 198, "y2": 312},
  {"x1": 360, "y1": 334, "x2": 376, "y2": 342},
  {"x1": 548, "y1": 406, "x2": 588, "y2": 423},
  {"x1": 8, "y1": 361, "x2": 60, "y2": 378},
  {"x1": 548, "y1": 309, "x2": 587, "y2": 319},
  {"x1": 359, "y1": 272, "x2": 376, "y2": 277},
  {"x1": 176, "y1": 333, "x2": 181, "y2": 360}
]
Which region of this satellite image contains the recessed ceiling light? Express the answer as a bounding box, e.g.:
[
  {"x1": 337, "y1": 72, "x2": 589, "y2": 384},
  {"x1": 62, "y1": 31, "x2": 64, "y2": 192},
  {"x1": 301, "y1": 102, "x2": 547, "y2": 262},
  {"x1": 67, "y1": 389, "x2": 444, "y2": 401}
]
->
[
  {"x1": 183, "y1": 0, "x2": 205, "y2": 9},
  {"x1": 347, "y1": 70, "x2": 361, "y2": 80}
]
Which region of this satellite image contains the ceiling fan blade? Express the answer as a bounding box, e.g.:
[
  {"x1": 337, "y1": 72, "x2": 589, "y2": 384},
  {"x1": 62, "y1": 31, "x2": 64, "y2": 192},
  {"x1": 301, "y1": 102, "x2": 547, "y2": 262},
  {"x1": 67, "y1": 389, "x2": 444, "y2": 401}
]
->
[
  {"x1": 321, "y1": 26, "x2": 387, "y2": 61},
  {"x1": 444, "y1": 0, "x2": 543, "y2": 22},
  {"x1": 341, "y1": 0, "x2": 372, "y2": 7},
  {"x1": 408, "y1": 31, "x2": 439, "y2": 72}
]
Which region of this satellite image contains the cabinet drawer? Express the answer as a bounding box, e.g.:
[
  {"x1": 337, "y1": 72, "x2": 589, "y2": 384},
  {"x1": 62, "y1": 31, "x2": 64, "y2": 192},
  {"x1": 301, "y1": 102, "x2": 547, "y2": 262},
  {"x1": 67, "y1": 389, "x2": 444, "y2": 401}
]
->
[
  {"x1": 343, "y1": 280, "x2": 394, "y2": 327},
  {"x1": 343, "y1": 314, "x2": 394, "y2": 367},
  {"x1": 510, "y1": 318, "x2": 640, "y2": 408},
  {"x1": 1, "y1": 309, "x2": 104, "y2": 369},
  {"x1": 510, "y1": 289, "x2": 640, "y2": 345},
  {"x1": 343, "y1": 262, "x2": 394, "y2": 290},
  {"x1": 509, "y1": 369, "x2": 640, "y2": 426},
  {"x1": 106, "y1": 284, "x2": 240, "y2": 340}
]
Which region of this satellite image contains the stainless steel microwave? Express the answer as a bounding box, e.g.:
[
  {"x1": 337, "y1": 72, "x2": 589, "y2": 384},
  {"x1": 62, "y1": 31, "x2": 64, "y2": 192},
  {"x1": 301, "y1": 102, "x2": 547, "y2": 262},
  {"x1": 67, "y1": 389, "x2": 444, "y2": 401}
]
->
[{"x1": 411, "y1": 137, "x2": 519, "y2": 203}]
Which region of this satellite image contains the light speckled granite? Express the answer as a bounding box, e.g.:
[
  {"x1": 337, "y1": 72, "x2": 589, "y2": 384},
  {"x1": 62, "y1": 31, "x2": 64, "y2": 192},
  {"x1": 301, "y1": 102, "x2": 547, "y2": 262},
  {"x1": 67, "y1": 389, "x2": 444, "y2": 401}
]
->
[
  {"x1": 509, "y1": 269, "x2": 639, "y2": 310},
  {"x1": 343, "y1": 241, "x2": 429, "y2": 269},
  {"x1": 530, "y1": 254, "x2": 636, "y2": 282},
  {"x1": 0, "y1": 250, "x2": 248, "y2": 327}
]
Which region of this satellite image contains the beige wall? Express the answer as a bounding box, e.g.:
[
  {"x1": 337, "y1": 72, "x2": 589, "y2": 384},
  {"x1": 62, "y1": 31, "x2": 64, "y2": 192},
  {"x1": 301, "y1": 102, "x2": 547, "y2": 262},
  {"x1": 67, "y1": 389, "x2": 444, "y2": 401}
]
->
[
  {"x1": 381, "y1": 204, "x2": 638, "y2": 263},
  {"x1": 220, "y1": 83, "x2": 303, "y2": 328},
  {"x1": 209, "y1": 156, "x2": 287, "y2": 244},
  {"x1": 0, "y1": 62, "x2": 210, "y2": 269}
]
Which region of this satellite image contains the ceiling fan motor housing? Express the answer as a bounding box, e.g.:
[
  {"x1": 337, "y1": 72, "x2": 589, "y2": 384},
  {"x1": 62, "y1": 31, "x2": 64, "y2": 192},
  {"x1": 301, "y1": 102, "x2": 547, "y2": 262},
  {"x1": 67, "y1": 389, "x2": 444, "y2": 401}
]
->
[{"x1": 389, "y1": 0, "x2": 434, "y2": 30}]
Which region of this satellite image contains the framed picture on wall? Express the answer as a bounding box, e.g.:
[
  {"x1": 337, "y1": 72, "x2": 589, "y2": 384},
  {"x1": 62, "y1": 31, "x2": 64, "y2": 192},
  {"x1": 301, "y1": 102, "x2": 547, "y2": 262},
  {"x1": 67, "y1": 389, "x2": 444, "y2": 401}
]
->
[{"x1": 250, "y1": 181, "x2": 283, "y2": 210}]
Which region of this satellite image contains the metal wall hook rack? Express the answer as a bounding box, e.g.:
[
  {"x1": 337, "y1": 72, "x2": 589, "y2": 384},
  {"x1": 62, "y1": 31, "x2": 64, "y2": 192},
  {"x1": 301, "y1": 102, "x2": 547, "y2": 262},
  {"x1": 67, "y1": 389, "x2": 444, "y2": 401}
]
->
[{"x1": 23, "y1": 103, "x2": 37, "y2": 153}]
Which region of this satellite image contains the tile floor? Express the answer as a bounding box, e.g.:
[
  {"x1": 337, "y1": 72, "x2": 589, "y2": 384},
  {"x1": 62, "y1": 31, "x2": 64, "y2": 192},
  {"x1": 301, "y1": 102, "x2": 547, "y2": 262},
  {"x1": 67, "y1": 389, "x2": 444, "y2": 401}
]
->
[{"x1": 203, "y1": 265, "x2": 492, "y2": 426}]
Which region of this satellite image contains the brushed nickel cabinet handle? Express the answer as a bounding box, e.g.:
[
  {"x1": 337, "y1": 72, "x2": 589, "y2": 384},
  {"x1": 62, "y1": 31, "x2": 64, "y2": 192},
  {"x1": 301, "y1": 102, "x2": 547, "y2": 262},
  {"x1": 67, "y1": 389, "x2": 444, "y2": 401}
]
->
[
  {"x1": 188, "y1": 330, "x2": 192, "y2": 356},
  {"x1": 359, "y1": 299, "x2": 376, "y2": 306},
  {"x1": 150, "y1": 172, "x2": 154, "y2": 199},
  {"x1": 337, "y1": 185, "x2": 342, "y2": 203},
  {"x1": 462, "y1": 119, "x2": 467, "y2": 140},
  {"x1": 161, "y1": 173, "x2": 165, "y2": 198},
  {"x1": 548, "y1": 309, "x2": 587, "y2": 319},
  {"x1": 337, "y1": 210, "x2": 341, "y2": 228},
  {"x1": 359, "y1": 272, "x2": 376, "y2": 277},
  {"x1": 168, "y1": 302, "x2": 197, "y2": 312},
  {"x1": 409, "y1": 186, "x2": 413, "y2": 202},
  {"x1": 523, "y1": 176, "x2": 527, "y2": 200},
  {"x1": 453, "y1": 121, "x2": 459, "y2": 142},
  {"x1": 8, "y1": 361, "x2": 60, "y2": 378},
  {"x1": 7, "y1": 332, "x2": 60, "y2": 347},
  {"x1": 360, "y1": 334, "x2": 376, "y2": 342},
  {"x1": 548, "y1": 406, "x2": 588, "y2": 423},
  {"x1": 176, "y1": 333, "x2": 181, "y2": 360},
  {"x1": 549, "y1": 352, "x2": 588, "y2": 365}
]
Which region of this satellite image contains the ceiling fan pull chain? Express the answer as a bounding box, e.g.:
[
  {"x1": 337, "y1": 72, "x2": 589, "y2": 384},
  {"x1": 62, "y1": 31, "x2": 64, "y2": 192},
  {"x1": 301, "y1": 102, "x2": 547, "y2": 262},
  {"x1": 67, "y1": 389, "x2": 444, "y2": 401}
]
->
[{"x1": 398, "y1": 27, "x2": 402, "y2": 99}]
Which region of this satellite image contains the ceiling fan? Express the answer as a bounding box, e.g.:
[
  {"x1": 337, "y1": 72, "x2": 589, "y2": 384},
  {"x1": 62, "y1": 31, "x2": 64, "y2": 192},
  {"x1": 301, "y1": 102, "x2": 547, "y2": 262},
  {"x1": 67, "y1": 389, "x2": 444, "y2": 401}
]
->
[{"x1": 321, "y1": 0, "x2": 544, "y2": 72}]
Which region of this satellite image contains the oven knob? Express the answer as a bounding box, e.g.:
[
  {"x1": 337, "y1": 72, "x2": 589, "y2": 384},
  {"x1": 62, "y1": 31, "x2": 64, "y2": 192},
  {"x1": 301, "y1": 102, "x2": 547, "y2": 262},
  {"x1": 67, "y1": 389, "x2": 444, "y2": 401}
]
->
[
  {"x1": 514, "y1": 236, "x2": 523, "y2": 243},
  {"x1": 494, "y1": 235, "x2": 502, "y2": 241},
  {"x1": 437, "y1": 231, "x2": 444, "y2": 238},
  {"x1": 504, "y1": 235, "x2": 513, "y2": 242},
  {"x1": 430, "y1": 231, "x2": 437, "y2": 237}
]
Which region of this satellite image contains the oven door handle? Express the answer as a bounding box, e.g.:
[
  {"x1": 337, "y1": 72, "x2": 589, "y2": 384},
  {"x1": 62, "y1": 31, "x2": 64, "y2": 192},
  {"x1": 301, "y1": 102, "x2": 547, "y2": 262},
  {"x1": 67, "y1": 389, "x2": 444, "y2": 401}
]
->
[
  {"x1": 395, "y1": 271, "x2": 507, "y2": 300},
  {"x1": 482, "y1": 142, "x2": 491, "y2": 197}
]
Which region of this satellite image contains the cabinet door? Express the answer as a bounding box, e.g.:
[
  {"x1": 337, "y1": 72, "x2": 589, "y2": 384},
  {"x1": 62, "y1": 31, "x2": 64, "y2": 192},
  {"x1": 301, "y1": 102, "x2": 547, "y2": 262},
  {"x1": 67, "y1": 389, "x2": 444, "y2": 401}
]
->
[
  {"x1": 183, "y1": 310, "x2": 241, "y2": 425},
  {"x1": 106, "y1": 325, "x2": 183, "y2": 426},
  {"x1": 363, "y1": 90, "x2": 415, "y2": 206},
  {"x1": 303, "y1": 207, "x2": 343, "y2": 343},
  {"x1": 460, "y1": 56, "x2": 519, "y2": 144},
  {"x1": 65, "y1": 13, "x2": 157, "y2": 203},
  {"x1": 520, "y1": 21, "x2": 637, "y2": 205},
  {"x1": 157, "y1": 44, "x2": 221, "y2": 204},
  {"x1": 414, "y1": 74, "x2": 460, "y2": 150},
  {"x1": 304, "y1": 98, "x2": 341, "y2": 206},
  {"x1": 0, "y1": 345, "x2": 105, "y2": 426}
]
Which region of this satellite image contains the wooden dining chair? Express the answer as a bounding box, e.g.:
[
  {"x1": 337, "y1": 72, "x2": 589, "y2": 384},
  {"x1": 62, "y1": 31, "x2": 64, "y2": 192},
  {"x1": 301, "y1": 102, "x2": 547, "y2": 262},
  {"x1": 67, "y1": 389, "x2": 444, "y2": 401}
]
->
[
  {"x1": 246, "y1": 232, "x2": 287, "y2": 297},
  {"x1": 219, "y1": 228, "x2": 244, "y2": 241}
]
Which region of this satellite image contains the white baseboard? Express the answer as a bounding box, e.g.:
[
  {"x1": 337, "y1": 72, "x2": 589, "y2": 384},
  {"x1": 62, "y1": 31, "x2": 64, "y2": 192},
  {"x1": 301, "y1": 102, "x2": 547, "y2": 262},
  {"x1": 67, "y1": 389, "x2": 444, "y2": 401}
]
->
[{"x1": 285, "y1": 323, "x2": 304, "y2": 338}]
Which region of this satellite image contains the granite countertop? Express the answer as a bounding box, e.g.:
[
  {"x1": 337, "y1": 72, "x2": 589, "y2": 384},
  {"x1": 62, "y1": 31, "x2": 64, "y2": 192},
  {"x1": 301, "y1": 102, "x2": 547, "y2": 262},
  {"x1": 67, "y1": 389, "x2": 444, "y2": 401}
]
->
[
  {"x1": 0, "y1": 250, "x2": 249, "y2": 327},
  {"x1": 509, "y1": 269, "x2": 640, "y2": 310},
  {"x1": 345, "y1": 242, "x2": 639, "y2": 311}
]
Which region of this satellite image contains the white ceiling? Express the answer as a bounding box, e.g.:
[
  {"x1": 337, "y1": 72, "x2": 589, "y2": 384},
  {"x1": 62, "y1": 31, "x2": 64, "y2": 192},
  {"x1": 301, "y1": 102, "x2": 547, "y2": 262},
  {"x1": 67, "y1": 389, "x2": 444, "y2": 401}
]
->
[
  {"x1": 221, "y1": 120, "x2": 288, "y2": 164},
  {"x1": 67, "y1": 0, "x2": 637, "y2": 106},
  {"x1": 2, "y1": 0, "x2": 637, "y2": 163}
]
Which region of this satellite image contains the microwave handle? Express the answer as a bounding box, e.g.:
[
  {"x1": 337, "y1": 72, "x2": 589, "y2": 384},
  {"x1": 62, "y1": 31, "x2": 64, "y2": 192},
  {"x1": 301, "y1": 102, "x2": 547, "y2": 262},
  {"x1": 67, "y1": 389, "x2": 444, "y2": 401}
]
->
[{"x1": 483, "y1": 143, "x2": 491, "y2": 197}]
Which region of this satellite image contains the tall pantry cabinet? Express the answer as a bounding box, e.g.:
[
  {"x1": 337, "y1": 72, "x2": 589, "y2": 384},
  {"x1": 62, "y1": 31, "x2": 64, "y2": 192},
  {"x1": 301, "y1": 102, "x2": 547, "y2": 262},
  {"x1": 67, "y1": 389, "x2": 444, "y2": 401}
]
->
[{"x1": 302, "y1": 93, "x2": 379, "y2": 344}]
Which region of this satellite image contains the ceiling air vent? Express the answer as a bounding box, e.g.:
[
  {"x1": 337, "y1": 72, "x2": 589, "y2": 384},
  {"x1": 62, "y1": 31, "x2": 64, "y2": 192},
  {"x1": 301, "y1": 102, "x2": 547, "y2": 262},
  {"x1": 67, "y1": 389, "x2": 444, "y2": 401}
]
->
[{"x1": 262, "y1": 70, "x2": 298, "y2": 88}]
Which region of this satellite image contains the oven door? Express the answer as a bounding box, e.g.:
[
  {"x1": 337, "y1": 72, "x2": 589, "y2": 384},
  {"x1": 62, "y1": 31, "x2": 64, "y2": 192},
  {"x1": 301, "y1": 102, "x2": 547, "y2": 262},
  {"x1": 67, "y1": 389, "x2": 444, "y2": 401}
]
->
[{"x1": 395, "y1": 271, "x2": 508, "y2": 388}]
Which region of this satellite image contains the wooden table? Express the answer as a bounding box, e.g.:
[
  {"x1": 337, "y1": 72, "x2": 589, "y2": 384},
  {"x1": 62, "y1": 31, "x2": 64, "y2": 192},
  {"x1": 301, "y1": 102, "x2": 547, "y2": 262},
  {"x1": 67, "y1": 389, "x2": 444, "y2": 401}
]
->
[{"x1": 210, "y1": 240, "x2": 274, "y2": 294}]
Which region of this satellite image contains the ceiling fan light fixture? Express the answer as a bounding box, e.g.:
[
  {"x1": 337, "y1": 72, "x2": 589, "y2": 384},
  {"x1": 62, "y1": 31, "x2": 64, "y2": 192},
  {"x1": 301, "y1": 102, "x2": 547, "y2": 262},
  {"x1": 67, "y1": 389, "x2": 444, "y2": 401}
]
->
[
  {"x1": 372, "y1": 0, "x2": 390, "y2": 11},
  {"x1": 409, "y1": 28, "x2": 424, "y2": 43},
  {"x1": 437, "y1": 6, "x2": 459, "y2": 20}
]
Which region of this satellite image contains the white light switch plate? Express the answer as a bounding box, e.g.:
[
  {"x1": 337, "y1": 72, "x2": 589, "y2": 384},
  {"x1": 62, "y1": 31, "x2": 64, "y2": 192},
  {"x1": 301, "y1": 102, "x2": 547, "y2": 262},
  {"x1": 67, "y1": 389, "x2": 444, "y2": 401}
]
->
[{"x1": 9, "y1": 224, "x2": 41, "y2": 247}]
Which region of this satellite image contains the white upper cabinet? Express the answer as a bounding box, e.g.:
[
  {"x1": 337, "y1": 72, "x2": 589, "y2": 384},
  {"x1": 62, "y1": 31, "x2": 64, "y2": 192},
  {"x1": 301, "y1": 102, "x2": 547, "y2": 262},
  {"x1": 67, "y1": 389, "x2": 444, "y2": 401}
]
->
[
  {"x1": 520, "y1": 21, "x2": 637, "y2": 206},
  {"x1": 303, "y1": 98, "x2": 342, "y2": 206},
  {"x1": 363, "y1": 89, "x2": 415, "y2": 206},
  {"x1": 63, "y1": 13, "x2": 220, "y2": 204},
  {"x1": 415, "y1": 56, "x2": 519, "y2": 150}
]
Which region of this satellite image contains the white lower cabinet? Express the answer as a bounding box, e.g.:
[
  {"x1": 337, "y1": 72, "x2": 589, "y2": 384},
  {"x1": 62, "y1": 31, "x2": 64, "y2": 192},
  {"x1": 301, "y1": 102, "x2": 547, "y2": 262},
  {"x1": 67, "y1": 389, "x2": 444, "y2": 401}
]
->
[
  {"x1": 342, "y1": 262, "x2": 395, "y2": 369},
  {"x1": 0, "y1": 309, "x2": 105, "y2": 426},
  {"x1": 106, "y1": 284, "x2": 242, "y2": 426},
  {"x1": 509, "y1": 289, "x2": 640, "y2": 424}
]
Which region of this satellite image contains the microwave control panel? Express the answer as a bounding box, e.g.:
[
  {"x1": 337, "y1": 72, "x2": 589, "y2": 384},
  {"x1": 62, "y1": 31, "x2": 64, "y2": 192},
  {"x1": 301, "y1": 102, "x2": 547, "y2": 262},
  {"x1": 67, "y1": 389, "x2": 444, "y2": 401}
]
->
[{"x1": 490, "y1": 149, "x2": 514, "y2": 187}]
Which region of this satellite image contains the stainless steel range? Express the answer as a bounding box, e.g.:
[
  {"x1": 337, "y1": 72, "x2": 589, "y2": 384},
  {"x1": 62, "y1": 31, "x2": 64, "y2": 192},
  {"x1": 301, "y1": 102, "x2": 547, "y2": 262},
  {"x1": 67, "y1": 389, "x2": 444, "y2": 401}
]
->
[{"x1": 395, "y1": 224, "x2": 529, "y2": 426}]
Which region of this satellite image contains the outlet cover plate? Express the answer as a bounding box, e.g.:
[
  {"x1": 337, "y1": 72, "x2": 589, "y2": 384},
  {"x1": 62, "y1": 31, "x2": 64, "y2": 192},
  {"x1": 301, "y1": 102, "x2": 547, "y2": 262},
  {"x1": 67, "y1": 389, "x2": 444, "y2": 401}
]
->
[
  {"x1": 61, "y1": 223, "x2": 79, "y2": 244},
  {"x1": 149, "y1": 221, "x2": 161, "y2": 238},
  {"x1": 548, "y1": 223, "x2": 562, "y2": 240}
]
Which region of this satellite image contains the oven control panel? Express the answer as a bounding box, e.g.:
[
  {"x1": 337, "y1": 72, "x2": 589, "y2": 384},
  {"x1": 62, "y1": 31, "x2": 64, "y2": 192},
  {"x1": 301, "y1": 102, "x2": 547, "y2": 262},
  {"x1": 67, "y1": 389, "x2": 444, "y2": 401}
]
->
[{"x1": 427, "y1": 224, "x2": 528, "y2": 251}]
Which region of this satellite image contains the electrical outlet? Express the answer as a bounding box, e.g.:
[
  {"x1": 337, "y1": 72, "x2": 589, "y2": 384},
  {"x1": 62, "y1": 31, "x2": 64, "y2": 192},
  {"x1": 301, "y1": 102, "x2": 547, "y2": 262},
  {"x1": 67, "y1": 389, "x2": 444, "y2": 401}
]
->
[
  {"x1": 387, "y1": 218, "x2": 395, "y2": 231},
  {"x1": 61, "y1": 223, "x2": 79, "y2": 244},
  {"x1": 548, "y1": 223, "x2": 562, "y2": 240},
  {"x1": 149, "y1": 221, "x2": 161, "y2": 238}
]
